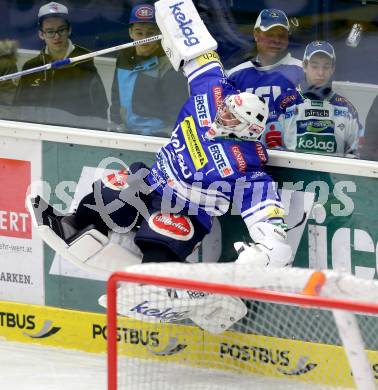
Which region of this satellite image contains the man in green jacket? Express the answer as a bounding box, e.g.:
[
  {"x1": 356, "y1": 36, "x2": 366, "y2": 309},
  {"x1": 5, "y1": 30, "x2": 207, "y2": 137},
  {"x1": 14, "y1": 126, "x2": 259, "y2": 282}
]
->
[{"x1": 14, "y1": 2, "x2": 108, "y2": 126}]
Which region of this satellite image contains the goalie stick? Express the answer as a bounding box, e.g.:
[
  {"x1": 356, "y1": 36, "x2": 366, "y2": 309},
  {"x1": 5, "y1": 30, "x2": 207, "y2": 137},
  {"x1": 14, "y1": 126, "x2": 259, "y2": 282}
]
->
[{"x1": 0, "y1": 35, "x2": 162, "y2": 82}]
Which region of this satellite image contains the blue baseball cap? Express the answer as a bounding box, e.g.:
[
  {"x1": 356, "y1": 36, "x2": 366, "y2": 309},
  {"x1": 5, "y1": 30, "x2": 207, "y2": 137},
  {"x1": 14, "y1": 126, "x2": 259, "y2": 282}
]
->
[
  {"x1": 254, "y1": 9, "x2": 289, "y2": 31},
  {"x1": 129, "y1": 4, "x2": 155, "y2": 25},
  {"x1": 303, "y1": 41, "x2": 336, "y2": 62}
]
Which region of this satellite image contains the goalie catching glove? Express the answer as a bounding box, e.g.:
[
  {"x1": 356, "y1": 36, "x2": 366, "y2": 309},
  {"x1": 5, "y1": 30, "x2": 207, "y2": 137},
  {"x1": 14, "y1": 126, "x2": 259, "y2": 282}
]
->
[
  {"x1": 234, "y1": 222, "x2": 293, "y2": 268},
  {"x1": 154, "y1": 0, "x2": 217, "y2": 70}
]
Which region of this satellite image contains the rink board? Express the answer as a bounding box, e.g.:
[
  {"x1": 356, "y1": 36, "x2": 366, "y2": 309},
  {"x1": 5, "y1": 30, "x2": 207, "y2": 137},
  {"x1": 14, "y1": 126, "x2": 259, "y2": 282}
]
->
[
  {"x1": 1, "y1": 130, "x2": 378, "y2": 315},
  {"x1": 1, "y1": 301, "x2": 378, "y2": 388}
]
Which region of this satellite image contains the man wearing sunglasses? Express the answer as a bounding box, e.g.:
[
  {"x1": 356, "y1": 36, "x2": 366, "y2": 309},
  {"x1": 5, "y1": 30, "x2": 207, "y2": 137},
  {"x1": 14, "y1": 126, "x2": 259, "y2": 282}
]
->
[{"x1": 14, "y1": 2, "x2": 108, "y2": 125}]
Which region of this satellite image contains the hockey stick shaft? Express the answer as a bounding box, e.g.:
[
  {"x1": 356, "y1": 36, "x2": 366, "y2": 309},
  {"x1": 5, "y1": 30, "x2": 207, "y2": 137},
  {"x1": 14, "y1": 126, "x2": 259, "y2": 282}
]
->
[{"x1": 0, "y1": 34, "x2": 162, "y2": 82}]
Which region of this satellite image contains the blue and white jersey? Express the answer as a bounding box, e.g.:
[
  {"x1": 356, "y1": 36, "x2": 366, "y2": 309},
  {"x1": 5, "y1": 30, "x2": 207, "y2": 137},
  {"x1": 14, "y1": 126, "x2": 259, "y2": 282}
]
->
[
  {"x1": 265, "y1": 88, "x2": 363, "y2": 157},
  {"x1": 147, "y1": 52, "x2": 284, "y2": 235},
  {"x1": 227, "y1": 53, "x2": 304, "y2": 117}
]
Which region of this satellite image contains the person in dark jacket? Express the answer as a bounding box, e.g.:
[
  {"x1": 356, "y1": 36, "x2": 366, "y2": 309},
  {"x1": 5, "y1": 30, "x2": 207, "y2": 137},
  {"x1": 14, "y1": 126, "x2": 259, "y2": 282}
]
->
[
  {"x1": 0, "y1": 39, "x2": 18, "y2": 106},
  {"x1": 109, "y1": 3, "x2": 188, "y2": 137},
  {"x1": 14, "y1": 2, "x2": 108, "y2": 125},
  {"x1": 361, "y1": 95, "x2": 378, "y2": 161}
]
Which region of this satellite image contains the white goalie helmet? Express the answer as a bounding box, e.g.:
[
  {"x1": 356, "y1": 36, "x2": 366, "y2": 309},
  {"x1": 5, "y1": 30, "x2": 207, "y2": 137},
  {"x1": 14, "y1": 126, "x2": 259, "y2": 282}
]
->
[{"x1": 207, "y1": 92, "x2": 268, "y2": 141}]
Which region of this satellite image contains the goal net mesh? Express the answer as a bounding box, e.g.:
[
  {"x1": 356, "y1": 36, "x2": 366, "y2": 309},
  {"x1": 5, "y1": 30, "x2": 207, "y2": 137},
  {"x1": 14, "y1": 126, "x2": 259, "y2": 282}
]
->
[{"x1": 106, "y1": 263, "x2": 378, "y2": 390}]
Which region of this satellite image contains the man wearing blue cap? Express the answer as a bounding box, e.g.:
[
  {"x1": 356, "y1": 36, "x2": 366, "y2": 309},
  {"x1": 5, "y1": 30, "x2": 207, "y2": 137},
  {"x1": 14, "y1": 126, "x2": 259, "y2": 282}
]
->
[
  {"x1": 227, "y1": 9, "x2": 304, "y2": 118},
  {"x1": 264, "y1": 41, "x2": 363, "y2": 157},
  {"x1": 109, "y1": 3, "x2": 187, "y2": 136}
]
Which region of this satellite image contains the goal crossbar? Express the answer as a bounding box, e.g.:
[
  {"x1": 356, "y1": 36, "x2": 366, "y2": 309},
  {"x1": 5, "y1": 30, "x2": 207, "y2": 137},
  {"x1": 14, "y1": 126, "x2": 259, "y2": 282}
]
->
[{"x1": 107, "y1": 268, "x2": 378, "y2": 390}]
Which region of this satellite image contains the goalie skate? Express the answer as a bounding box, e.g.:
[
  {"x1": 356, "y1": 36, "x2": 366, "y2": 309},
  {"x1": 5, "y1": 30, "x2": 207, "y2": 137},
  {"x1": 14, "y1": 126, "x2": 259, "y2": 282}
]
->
[{"x1": 26, "y1": 195, "x2": 142, "y2": 277}]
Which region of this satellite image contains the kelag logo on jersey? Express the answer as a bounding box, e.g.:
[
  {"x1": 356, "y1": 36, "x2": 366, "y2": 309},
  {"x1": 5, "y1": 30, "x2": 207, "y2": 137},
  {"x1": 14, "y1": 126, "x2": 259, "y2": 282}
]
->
[
  {"x1": 194, "y1": 94, "x2": 211, "y2": 127},
  {"x1": 297, "y1": 134, "x2": 337, "y2": 153},
  {"x1": 208, "y1": 144, "x2": 234, "y2": 177},
  {"x1": 170, "y1": 2, "x2": 199, "y2": 47},
  {"x1": 296, "y1": 120, "x2": 336, "y2": 153}
]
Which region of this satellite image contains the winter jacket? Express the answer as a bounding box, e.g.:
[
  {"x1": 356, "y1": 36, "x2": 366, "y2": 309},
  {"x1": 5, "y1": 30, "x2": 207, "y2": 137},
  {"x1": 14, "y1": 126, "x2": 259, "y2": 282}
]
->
[
  {"x1": 110, "y1": 46, "x2": 188, "y2": 137},
  {"x1": 14, "y1": 44, "x2": 108, "y2": 120}
]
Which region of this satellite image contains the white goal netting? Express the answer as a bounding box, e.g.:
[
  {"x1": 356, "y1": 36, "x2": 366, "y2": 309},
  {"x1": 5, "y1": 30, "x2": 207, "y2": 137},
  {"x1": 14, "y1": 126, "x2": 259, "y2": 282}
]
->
[{"x1": 106, "y1": 263, "x2": 378, "y2": 390}]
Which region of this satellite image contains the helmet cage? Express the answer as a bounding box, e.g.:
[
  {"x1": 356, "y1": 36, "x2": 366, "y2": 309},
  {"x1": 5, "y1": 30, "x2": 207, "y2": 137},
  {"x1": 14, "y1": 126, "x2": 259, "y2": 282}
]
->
[{"x1": 211, "y1": 93, "x2": 268, "y2": 141}]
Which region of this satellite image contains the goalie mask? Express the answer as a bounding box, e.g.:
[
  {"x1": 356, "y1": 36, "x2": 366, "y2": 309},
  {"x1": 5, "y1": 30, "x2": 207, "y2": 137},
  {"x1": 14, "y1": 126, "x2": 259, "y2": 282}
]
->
[{"x1": 207, "y1": 92, "x2": 268, "y2": 141}]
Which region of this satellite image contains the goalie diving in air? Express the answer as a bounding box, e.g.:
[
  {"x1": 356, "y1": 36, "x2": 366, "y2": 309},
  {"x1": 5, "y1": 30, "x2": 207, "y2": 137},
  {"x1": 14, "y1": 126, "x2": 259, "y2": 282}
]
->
[{"x1": 27, "y1": 0, "x2": 293, "y2": 334}]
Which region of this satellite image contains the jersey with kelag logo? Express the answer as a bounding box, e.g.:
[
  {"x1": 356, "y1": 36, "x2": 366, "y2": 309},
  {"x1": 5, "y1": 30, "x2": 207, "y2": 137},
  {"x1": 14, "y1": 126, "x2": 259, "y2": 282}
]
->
[
  {"x1": 147, "y1": 53, "x2": 284, "y2": 235},
  {"x1": 226, "y1": 53, "x2": 304, "y2": 117},
  {"x1": 265, "y1": 88, "x2": 363, "y2": 157}
]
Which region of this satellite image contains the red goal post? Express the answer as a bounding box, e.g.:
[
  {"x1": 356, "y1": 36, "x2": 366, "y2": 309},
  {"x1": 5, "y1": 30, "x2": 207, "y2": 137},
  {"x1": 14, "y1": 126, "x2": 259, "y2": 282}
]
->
[{"x1": 106, "y1": 263, "x2": 378, "y2": 390}]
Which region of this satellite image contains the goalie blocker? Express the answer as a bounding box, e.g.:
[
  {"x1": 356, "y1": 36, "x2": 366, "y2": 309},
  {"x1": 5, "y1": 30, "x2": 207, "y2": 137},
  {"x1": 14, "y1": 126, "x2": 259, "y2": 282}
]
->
[{"x1": 154, "y1": 0, "x2": 217, "y2": 70}]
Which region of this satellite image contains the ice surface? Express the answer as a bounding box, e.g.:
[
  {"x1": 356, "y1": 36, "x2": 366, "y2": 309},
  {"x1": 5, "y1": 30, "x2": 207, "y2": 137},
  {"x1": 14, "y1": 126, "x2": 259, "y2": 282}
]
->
[{"x1": 0, "y1": 339, "x2": 343, "y2": 390}]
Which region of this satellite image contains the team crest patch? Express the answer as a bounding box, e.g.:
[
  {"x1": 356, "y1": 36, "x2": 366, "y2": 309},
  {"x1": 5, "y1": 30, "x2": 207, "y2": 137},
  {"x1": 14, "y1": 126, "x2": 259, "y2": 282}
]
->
[
  {"x1": 102, "y1": 169, "x2": 130, "y2": 191},
  {"x1": 149, "y1": 212, "x2": 194, "y2": 241},
  {"x1": 135, "y1": 6, "x2": 154, "y2": 19}
]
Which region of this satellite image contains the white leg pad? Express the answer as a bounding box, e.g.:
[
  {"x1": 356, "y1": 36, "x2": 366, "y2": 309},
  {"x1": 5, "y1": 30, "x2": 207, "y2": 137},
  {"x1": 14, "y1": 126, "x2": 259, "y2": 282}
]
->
[
  {"x1": 35, "y1": 224, "x2": 141, "y2": 278},
  {"x1": 27, "y1": 193, "x2": 143, "y2": 277},
  {"x1": 99, "y1": 283, "x2": 247, "y2": 334},
  {"x1": 189, "y1": 295, "x2": 247, "y2": 334}
]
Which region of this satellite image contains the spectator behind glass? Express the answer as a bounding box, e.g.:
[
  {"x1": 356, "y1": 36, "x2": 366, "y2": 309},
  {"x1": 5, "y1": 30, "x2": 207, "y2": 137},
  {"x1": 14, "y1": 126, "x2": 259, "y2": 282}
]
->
[
  {"x1": 14, "y1": 2, "x2": 109, "y2": 126},
  {"x1": 264, "y1": 41, "x2": 363, "y2": 158},
  {"x1": 361, "y1": 95, "x2": 378, "y2": 160},
  {"x1": 109, "y1": 4, "x2": 188, "y2": 137},
  {"x1": 0, "y1": 39, "x2": 18, "y2": 106},
  {"x1": 227, "y1": 8, "x2": 304, "y2": 118}
]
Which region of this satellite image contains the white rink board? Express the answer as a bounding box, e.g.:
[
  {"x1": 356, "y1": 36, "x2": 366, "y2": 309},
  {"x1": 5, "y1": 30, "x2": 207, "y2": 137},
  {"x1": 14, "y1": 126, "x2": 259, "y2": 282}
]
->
[{"x1": 0, "y1": 340, "x2": 346, "y2": 390}]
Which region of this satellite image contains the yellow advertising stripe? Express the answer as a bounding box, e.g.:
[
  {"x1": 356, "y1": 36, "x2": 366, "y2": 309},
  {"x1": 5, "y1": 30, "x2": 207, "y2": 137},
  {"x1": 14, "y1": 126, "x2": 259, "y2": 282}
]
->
[
  {"x1": 1, "y1": 301, "x2": 378, "y2": 388},
  {"x1": 180, "y1": 116, "x2": 208, "y2": 170},
  {"x1": 203, "y1": 331, "x2": 378, "y2": 388},
  {"x1": 0, "y1": 300, "x2": 108, "y2": 353},
  {"x1": 0, "y1": 300, "x2": 202, "y2": 358}
]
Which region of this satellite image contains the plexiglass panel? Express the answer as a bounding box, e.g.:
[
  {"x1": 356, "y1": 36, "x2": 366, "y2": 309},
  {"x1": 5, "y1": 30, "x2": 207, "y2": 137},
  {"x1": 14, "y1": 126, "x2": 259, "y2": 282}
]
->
[{"x1": 0, "y1": 0, "x2": 376, "y2": 160}]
